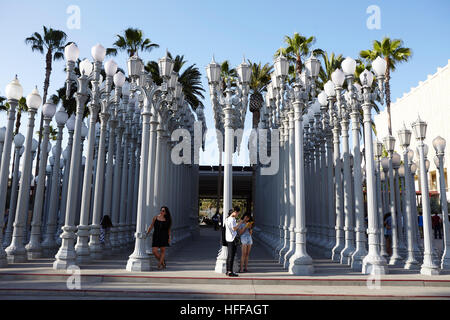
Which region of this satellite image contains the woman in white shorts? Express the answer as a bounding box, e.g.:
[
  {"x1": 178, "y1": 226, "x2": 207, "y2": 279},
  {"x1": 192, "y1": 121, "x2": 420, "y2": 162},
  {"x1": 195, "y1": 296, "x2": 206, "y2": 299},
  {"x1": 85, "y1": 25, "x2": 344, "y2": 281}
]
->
[{"x1": 238, "y1": 213, "x2": 254, "y2": 273}]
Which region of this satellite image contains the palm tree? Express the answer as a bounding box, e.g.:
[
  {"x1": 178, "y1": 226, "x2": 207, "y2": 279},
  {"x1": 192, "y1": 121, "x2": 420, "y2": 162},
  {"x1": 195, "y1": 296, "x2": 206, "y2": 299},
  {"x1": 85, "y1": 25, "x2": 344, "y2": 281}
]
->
[
  {"x1": 359, "y1": 37, "x2": 412, "y2": 135},
  {"x1": 318, "y1": 51, "x2": 344, "y2": 89},
  {"x1": 219, "y1": 60, "x2": 238, "y2": 92},
  {"x1": 248, "y1": 61, "x2": 273, "y2": 128},
  {"x1": 145, "y1": 52, "x2": 204, "y2": 110},
  {"x1": 275, "y1": 32, "x2": 323, "y2": 77},
  {"x1": 25, "y1": 26, "x2": 68, "y2": 179},
  {"x1": 106, "y1": 27, "x2": 159, "y2": 57}
]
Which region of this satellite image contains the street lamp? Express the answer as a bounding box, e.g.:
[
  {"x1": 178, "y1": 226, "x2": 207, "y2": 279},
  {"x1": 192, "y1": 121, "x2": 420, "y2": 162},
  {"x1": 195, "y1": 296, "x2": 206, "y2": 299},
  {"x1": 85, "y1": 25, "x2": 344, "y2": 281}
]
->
[
  {"x1": 432, "y1": 136, "x2": 450, "y2": 269},
  {"x1": 207, "y1": 56, "x2": 251, "y2": 274},
  {"x1": 360, "y1": 62, "x2": 388, "y2": 275},
  {"x1": 44, "y1": 106, "x2": 68, "y2": 257},
  {"x1": 0, "y1": 76, "x2": 23, "y2": 267},
  {"x1": 398, "y1": 124, "x2": 420, "y2": 269},
  {"x1": 3, "y1": 134, "x2": 25, "y2": 248},
  {"x1": 412, "y1": 116, "x2": 440, "y2": 275},
  {"x1": 374, "y1": 140, "x2": 387, "y2": 258},
  {"x1": 6, "y1": 86, "x2": 42, "y2": 263}
]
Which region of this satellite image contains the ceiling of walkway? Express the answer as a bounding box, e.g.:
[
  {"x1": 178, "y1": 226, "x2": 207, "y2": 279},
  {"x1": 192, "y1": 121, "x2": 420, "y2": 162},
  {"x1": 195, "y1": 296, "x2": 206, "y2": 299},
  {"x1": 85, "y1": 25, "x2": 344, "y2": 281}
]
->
[{"x1": 199, "y1": 166, "x2": 253, "y2": 199}]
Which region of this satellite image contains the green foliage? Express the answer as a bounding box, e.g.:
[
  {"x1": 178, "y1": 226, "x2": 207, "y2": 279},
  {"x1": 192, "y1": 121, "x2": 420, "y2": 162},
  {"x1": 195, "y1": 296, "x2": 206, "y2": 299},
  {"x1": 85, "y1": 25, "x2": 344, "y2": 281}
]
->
[
  {"x1": 106, "y1": 27, "x2": 159, "y2": 57},
  {"x1": 248, "y1": 60, "x2": 273, "y2": 94}
]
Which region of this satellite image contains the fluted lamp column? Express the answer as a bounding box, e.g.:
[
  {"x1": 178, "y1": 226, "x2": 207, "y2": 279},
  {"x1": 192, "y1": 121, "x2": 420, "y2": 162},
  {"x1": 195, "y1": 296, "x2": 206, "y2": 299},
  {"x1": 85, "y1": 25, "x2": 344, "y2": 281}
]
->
[{"x1": 6, "y1": 86, "x2": 42, "y2": 262}]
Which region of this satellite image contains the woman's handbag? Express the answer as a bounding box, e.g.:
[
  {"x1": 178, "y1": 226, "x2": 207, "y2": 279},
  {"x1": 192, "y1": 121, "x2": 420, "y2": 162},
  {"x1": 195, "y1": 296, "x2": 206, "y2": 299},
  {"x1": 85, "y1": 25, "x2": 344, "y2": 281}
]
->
[{"x1": 234, "y1": 233, "x2": 241, "y2": 246}]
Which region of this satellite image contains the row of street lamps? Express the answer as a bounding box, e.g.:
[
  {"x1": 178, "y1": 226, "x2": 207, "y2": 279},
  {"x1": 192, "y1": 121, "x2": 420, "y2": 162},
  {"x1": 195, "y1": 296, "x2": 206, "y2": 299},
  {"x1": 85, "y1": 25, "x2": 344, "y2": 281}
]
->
[{"x1": 0, "y1": 42, "x2": 205, "y2": 271}]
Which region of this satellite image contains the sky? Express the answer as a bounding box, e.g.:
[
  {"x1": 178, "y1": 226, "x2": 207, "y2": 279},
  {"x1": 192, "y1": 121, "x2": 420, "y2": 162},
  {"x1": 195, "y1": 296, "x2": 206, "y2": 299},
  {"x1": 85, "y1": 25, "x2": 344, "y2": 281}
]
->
[{"x1": 0, "y1": 0, "x2": 449, "y2": 166}]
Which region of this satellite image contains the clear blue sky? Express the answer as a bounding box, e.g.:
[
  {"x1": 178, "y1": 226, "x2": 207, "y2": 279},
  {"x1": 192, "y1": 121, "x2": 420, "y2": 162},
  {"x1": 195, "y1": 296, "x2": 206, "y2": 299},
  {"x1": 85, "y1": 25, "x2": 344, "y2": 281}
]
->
[{"x1": 0, "y1": 0, "x2": 449, "y2": 165}]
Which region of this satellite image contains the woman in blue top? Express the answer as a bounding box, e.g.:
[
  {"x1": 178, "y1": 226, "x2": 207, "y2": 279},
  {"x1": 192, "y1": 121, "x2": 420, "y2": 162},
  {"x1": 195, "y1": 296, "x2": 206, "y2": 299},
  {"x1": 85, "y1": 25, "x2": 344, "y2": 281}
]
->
[{"x1": 238, "y1": 212, "x2": 254, "y2": 273}]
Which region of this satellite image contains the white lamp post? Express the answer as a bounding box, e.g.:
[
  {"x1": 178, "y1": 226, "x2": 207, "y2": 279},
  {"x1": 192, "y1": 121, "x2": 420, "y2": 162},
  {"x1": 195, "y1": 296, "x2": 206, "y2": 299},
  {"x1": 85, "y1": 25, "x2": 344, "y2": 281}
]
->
[
  {"x1": 432, "y1": 136, "x2": 450, "y2": 269},
  {"x1": 360, "y1": 62, "x2": 388, "y2": 275},
  {"x1": 6, "y1": 86, "x2": 42, "y2": 263},
  {"x1": 0, "y1": 76, "x2": 23, "y2": 267},
  {"x1": 412, "y1": 116, "x2": 440, "y2": 275}
]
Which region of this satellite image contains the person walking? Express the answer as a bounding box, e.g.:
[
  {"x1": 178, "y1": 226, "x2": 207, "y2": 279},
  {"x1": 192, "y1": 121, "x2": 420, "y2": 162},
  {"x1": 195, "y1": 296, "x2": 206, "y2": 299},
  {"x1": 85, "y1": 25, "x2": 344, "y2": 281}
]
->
[
  {"x1": 99, "y1": 215, "x2": 113, "y2": 246},
  {"x1": 147, "y1": 206, "x2": 172, "y2": 270},
  {"x1": 418, "y1": 212, "x2": 424, "y2": 238},
  {"x1": 225, "y1": 206, "x2": 245, "y2": 277},
  {"x1": 432, "y1": 213, "x2": 442, "y2": 239},
  {"x1": 384, "y1": 213, "x2": 392, "y2": 256},
  {"x1": 212, "y1": 211, "x2": 220, "y2": 231},
  {"x1": 238, "y1": 212, "x2": 254, "y2": 273}
]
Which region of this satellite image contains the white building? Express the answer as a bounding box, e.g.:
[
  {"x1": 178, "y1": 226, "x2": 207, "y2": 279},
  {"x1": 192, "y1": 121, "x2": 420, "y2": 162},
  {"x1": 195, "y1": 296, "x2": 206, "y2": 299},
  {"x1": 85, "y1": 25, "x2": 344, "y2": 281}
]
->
[{"x1": 374, "y1": 59, "x2": 450, "y2": 199}]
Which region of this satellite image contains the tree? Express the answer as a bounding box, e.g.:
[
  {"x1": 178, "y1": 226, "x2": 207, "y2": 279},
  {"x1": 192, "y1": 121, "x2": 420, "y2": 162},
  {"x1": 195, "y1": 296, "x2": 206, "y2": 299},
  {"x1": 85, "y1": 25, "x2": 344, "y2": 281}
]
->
[
  {"x1": 274, "y1": 32, "x2": 323, "y2": 77},
  {"x1": 25, "y1": 26, "x2": 68, "y2": 179},
  {"x1": 359, "y1": 37, "x2": 412, "y2": 135},
  {"x1": 106, "y1": 27, "x2": 159, "y2": 57},
  {"x1": 318, "y1": 51, "x2": 344, "y2": 88},
  {"x1": 248, "y1": 61, "x2": 273, "y2": 128}
]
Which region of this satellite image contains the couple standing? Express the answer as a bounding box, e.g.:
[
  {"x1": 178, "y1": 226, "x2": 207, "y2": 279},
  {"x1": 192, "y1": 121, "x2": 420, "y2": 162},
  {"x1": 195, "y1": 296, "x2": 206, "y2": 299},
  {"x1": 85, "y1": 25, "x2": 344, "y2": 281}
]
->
[{"x1": 224, "y1": 206, "x2": 254, "y2": 277}]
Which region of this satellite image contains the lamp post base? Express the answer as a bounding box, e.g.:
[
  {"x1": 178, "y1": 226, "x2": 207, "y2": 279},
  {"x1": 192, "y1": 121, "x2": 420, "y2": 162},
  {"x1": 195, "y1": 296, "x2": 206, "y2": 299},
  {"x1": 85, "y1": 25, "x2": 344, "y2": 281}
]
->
[
  {"x1": 362, "y1": 255, "x2": 388, "y2": 275},
  {"x1": 288, "y1": 253, "x2": 314, "y2": 276},
  {"x1": 404, "y1": 258, "x2": 420, "y2": 270},
  {"x1": 215, "y1": 246, "x2": 228, "y2": 274},
  {"x1": 126, "y1": 256, "x2": 151, "y2": 272},
  {"x1": 388, "y1": 253, "x2": 404, "y2": 266},
  {"x1": 331, "y1": 242, "x2": 345, "y2": 262},
  {"x1": 420, "y1": 265, "x2": 440, "y2": 276}
]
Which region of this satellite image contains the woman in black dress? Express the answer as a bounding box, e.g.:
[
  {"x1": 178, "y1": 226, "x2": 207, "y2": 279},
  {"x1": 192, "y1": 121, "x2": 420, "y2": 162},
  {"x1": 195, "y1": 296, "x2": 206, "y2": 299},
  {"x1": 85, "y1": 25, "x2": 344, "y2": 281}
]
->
[{"x1": 147, "y1": 206, "x2": 172, "y2": 269}]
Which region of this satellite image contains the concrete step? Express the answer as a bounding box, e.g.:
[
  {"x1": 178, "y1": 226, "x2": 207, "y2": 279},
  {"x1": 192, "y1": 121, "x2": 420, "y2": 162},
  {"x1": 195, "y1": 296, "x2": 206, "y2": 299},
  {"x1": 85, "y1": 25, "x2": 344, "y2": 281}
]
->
[{"x1": 1, "y1": 280, "x2": 450, "y2": 300}]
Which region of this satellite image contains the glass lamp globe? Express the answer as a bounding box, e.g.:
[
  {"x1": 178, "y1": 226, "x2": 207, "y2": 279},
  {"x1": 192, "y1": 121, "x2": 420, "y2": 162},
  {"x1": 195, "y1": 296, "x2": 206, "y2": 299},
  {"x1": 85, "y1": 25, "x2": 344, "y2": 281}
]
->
[
  {"x1": 398, "y1": 124, "x2": 412, "y2": 148},
  {"x1": 66, "y1": 115, "x2": 76, "y2": 131},
  {"x1": 324, "y1": 80, "x2": 336, "y2": 97},
  {"x1": 63, "y1": 148, "x2": 69, "y2": 161},
  {"x1": 317, "y1": 91, "x2": 328, "y2": 106},
  {"x1": 104, "y1": 59, "x2": 118, "y2": 77},
  {"x1": 0, "y1": 127, "x2": 6, "y2": 142},
  {"x1": 433, "y1": 155, "x2": 440, "y2": 168},
  {"x1": 304, "y1": 53, "x2": 321, "y2": 78},
  {"x1": 392, "y1": 152, "x2": 401, "y2": 167},
  {"x1": 81, "y1": 122, "x2": 88, "y2": 138},
  {"x1": 372, "y1": 56, "x2": 387, "y2": 77},
  {"x1": 122, "y1": 81, "x2": 130, "y2": 96},
  {"x1": 46, "y1": 165, "x2": 52, "y2": 174},
  {"x1": 64, "y1": 43, "x2": 80, "y2": 62},
  {"x1": 398, "y1": 164, "x2": 405, "y2": 178},
  {"x1": 113, "y1": 71, "x2": 126, "y2": 88},
  {"x1": 80, "y1": 59, "x2": 93, "y2": 76},
  {"x1": 26, "y1": 86, "x2": 42, "y2": 111},
  {"x1": 359, "y1": 69, "x2": 374, "y2": 87},
  {"x1": 425, "y1": 159, "x2": 430, "y2": 171},
  {"x1": 236, "y1": 59, "x2": 252, "y2": 83},
  {"x1": 381, "y1": 157, "x2": 389, "y2": 171},
  {"x1": 55, "y1": 107, "x2": 69, "y2": 126},
  {"x1": 5, "y1": 75, "x2": 23, "y2": 100},
  {"x1": 158, "y1": 51, "x2": 174, "y2": 78},
  {"x1": 14, "y1": 133, "x2": 25, "y2": 147},
  {"x1": 91, "y1": 43, "x2": 106, "y2": 62},
  {"x1": 407, "y1": 148, "x2": 414, "y2": 162},
  {"x1": 412, "y1": 116, "x2": 427, "y2": 140},
  {"x1": 206, "y1": 56, "x2": 221, "y2": 83},
  {"x1": 42, "y1": 101, "x2": 57, "y2": 118},
  {"x1": 383, "y1": 135, "x2": 396, "y2": 152},
  {"x1": 341, "y1": 57, "x2": 356, "y2": 76},
  {"x1": 432, "y1": 136, "x2": 446, "y2": 154},
  {"x1": 331, "y1": 69, "x2": 345, "y2": 87},
  {"x1": 31, "y1": 138, "x2": 38, "y2": 153},
  {"x1": 410, "y1": 162, "x2": 417, "y2": 174}
]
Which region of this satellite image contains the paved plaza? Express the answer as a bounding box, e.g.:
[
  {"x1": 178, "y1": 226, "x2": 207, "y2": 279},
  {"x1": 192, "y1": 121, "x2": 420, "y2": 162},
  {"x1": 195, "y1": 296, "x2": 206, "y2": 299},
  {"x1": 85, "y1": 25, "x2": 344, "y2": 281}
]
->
[{"x1": 0, "y1": 226, "x2": 449, "y2": 300}]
